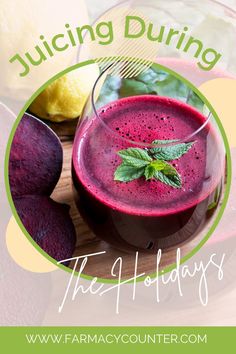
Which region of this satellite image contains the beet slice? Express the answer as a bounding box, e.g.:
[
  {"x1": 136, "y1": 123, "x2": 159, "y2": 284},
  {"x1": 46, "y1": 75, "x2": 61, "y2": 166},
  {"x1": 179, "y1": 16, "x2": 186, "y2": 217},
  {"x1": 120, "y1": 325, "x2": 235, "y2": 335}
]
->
[
  {"x1": 9, "y1": 113, "x2": 62, "y2": 197},
  {"x1": 14, "y1": 195, "x2": 76, "y2": 265}
]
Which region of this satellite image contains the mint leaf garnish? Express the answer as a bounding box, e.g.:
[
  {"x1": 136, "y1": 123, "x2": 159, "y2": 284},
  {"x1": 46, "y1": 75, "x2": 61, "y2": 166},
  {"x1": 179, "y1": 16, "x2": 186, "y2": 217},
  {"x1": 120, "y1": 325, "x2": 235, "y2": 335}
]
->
[
  {"x1": 150, "y1": 140, "x2": 195, "y2": 161},
  {"x1": 114, "y1": 163, "x2": 145, "y2": 182},
  {"x1": 154, "y1": 164, "x2": 182, "y2": 189},
  {"x1": 144, "y1": 165, "x2": 156, "y2": 180},
  {"x1": 118, "y1": 148, "x2": 152, "y2": 167},
  {"x1": 144, "y1": 160, "x2": 167, "y2": 180},
  {"x1": 114, "y1": 139, "x2": 195, "y2": 189}
]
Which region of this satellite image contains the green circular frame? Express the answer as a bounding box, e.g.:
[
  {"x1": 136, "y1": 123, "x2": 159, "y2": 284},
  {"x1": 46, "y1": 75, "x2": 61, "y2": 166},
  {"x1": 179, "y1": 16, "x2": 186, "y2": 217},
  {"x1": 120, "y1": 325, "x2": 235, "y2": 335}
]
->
[{"x1": 4, "y1": 59, "x2": 232, "y2": 284}]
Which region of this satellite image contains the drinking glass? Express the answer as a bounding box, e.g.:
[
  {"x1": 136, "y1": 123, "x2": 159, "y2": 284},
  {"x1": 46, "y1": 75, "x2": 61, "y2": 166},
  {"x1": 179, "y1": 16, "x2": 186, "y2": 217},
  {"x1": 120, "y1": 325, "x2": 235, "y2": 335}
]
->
[{"x1": 72, "y1": 63, "x2": 226, "y2": 253}]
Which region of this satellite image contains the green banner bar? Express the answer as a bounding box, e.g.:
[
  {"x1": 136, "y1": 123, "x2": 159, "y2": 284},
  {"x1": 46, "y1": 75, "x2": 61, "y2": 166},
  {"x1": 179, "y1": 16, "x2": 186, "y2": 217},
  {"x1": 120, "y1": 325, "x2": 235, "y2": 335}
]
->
[{"x1": 1, "y1": 327, "x2": 235, "y2": 353}]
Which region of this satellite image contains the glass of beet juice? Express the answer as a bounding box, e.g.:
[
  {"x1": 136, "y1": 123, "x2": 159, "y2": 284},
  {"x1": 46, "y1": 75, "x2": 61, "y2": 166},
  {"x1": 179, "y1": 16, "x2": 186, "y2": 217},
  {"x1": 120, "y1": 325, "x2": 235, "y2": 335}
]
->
[{"x1": 72, "y1": 65, "x2": 226, "y2": 253}]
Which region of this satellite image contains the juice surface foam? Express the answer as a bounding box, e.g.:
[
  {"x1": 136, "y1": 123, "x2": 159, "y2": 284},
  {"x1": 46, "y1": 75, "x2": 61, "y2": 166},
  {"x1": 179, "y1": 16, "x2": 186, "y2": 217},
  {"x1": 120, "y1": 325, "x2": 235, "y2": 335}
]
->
[{"x1": 73, "y1": 95, "x2": 219, "y2": 216}]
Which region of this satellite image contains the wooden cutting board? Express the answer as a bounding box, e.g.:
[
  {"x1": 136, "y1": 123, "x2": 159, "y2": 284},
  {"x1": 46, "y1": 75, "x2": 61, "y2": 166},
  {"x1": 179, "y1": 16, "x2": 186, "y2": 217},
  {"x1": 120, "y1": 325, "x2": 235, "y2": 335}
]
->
[{"x1": 49, "y1": 120, "x2": 216, "y2": 280}]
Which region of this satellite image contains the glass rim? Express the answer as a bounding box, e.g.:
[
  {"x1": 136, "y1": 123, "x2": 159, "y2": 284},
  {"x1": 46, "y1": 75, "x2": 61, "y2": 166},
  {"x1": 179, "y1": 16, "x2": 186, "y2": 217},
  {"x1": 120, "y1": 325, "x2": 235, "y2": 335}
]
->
[
  {"x1": 77, "y1": 0, "x2": 236, "y2": 64},
  {"x1": 91, "y1": 62, "x2": 212, "y2": 148},
  {"x1": 210, "y1": 0, "x2": 236, "y2": 16}
]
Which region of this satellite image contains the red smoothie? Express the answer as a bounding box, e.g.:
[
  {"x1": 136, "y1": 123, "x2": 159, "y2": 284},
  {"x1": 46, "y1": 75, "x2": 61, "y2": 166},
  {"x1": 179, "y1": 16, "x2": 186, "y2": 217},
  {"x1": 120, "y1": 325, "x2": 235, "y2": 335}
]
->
[{"x1": 72, "y1": 95, "x2": 223, "y2": 251}]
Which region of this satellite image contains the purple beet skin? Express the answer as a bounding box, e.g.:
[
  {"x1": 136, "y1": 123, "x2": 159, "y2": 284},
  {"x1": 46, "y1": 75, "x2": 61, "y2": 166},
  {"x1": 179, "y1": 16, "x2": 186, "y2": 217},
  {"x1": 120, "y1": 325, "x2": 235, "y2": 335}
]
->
[
  {"x1": 14, "y1": 195, "x2": 76, "y2": 265},
  {"x1": 9, "y1": 113, "x2": 63, "y2": 197}
]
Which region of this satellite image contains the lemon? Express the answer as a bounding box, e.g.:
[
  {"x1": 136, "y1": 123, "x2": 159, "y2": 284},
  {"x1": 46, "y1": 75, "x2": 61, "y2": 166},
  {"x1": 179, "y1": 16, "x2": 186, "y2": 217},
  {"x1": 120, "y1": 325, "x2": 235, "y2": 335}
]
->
[{"x1": 29, "y1": 64, "x2": 99, "y2": 122}]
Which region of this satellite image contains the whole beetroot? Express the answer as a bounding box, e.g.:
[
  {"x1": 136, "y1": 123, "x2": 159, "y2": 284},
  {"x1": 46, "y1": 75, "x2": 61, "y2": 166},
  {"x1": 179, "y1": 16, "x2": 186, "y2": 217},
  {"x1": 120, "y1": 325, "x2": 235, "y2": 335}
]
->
[
  {"x1": 14, "y1": 195, "x2": 76, "y2": 265},
  {"x1": 9, "y1": 113, "x2": 62, "y2": 197}
]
